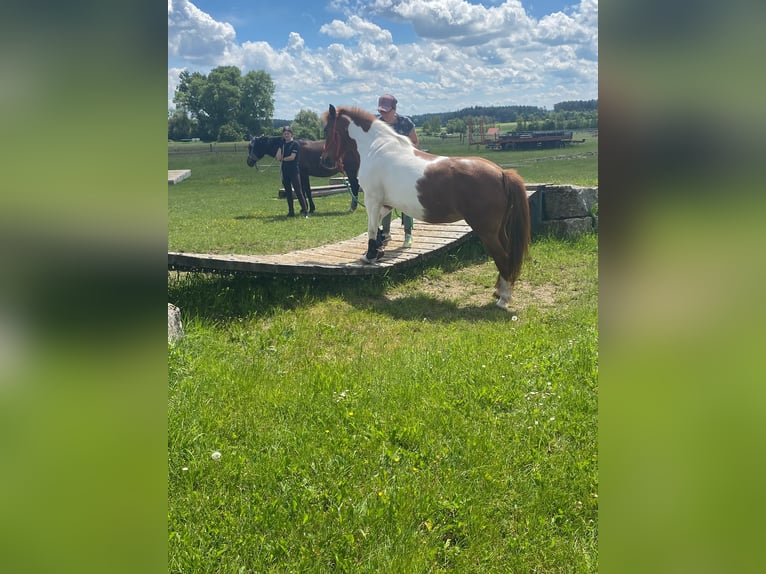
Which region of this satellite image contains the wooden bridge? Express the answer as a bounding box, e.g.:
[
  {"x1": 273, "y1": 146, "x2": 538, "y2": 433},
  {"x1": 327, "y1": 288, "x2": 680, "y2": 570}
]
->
[
  {"x1": 168, "y1": 219, "x2": 475, "y2": 276},
  {"x1": 168, "y1": 185, "x2": 542, "y2": 277}
]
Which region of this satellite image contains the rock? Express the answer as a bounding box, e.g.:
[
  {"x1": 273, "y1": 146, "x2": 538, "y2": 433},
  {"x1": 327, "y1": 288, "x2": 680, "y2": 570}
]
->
[
  {"x1": 543, "y1": 185, "x2": 598, "y2": 219},
  {"x1": 168, "y1": 303, "x2": 184, "y2": 344},
  {"x1": 541, "y1": 217, "x2": 594, "y2": 238}
]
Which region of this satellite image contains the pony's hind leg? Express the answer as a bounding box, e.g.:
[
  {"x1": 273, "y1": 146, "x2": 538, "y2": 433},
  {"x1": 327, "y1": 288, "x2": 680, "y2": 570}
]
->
[
  {"x1": 474, "y1": 231, "x2": 513, "y2": 309},
  {"x1": 494, "y1": 275, "x2": 512, "y2": 310}
]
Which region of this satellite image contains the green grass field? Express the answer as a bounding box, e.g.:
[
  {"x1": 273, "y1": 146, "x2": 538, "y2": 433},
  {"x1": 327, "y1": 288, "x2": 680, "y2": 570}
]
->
[
  {"x1": 168, "y1": 132, "x2": 597, "y2": 254},
  {"x1": 168, "y1": 134, "x2": 598, "y2": 572}
]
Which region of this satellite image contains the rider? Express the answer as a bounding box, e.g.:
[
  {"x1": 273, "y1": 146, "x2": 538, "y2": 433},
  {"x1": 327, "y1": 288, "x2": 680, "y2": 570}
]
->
[
  {"x1": 276, "y1": 126, "x2": 309, "y2": 218},
  {"x1": 376, "y1": 94, "x2": 418, "y2": 249}
]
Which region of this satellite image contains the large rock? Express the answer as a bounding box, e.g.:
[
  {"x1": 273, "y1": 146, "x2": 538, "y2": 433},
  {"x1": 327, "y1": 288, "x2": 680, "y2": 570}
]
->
[
  {"x1": 168, "y1": 303, "x2": 184, "y2": 344},
  {"x1": 543, "y1": 185, "x2": 598, "y2": 219},
  {"x1": 541, "y1": 217, "x2": 594, "y2": 238}
]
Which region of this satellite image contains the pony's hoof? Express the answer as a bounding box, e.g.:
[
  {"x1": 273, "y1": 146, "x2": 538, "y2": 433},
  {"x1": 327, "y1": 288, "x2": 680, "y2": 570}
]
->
[
  {"x1": 360, "y1": 252, "x2": 379, "y2": 264},
  {"x1": 495, "y1": 297, "x2": 510, "y2": 310}
]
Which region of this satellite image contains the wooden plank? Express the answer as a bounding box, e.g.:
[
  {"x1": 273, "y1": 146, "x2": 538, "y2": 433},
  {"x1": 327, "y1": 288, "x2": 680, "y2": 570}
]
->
[{"x1": 168, "y1": 170, "x2": 191, "y2": 184}]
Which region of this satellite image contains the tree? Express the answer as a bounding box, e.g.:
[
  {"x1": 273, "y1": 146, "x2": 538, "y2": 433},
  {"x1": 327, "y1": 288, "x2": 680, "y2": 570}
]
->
[
  {"x1": 168, "y1": 109, "x2": 193, "y2": 141},
  {"x1": 445, "y1": 118, "x2": 466, "y2": 136},
  {"x1": 422, "y1": 115, "x2": 442, "y2": 136},
  {"x1": 218, "y1": 121, "x2": 242, "y2": 142},
  {"x1": 238, "y1": 70, "x2": 275, "y2": 138},
  {"x1": 172, "y1": 66, "x2": 275, "y2": 142},
  {"x1": 290, "y1": 109, "x2": 322, "y2": 140}
]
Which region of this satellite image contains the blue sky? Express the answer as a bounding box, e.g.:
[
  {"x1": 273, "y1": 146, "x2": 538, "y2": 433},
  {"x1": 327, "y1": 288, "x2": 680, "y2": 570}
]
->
[{"x1": 168, "y1": 0, "x2": 598, "y2": 119}]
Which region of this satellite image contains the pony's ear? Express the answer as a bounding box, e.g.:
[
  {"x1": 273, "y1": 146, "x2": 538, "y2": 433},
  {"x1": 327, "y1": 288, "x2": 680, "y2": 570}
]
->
[{"x1": 329, "y1": 104, "x2": 336, "y2": 119}]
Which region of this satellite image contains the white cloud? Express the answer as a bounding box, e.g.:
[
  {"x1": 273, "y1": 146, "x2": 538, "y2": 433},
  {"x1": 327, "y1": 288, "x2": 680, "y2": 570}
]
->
[
  {"x1": 167, "y1": 0, "x2": 236, "y2": 61},
  {"x1": 320, "y1": 15, "x2": 393, "y2": 44},
  {"x1": 287, "y1": 32, "x2": 305, "y2": 53},
  {"x1": 371, "y1": 0, "x2": 531, "y2": 45},
  {"x1": 168, "y1": 1, "x2": 598, "y2": 117},
  {"x1": 319, "y1": 19, "x2": 357, "y2": 40}
]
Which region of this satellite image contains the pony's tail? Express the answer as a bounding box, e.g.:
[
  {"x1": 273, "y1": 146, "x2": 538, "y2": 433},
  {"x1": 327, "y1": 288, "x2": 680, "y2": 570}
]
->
[{"x1": 502, "y1": 169, "x2": 531, "y2": 284}]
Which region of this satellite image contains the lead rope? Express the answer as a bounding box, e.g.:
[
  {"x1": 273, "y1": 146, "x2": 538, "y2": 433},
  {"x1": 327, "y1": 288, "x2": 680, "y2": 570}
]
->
[
  {"x1": 343, "y1": 175, "x2": 365, "y2": 208},
  {"x1": 254, "y1": 157, "x2": 279, "y2": 172},
  {"x1": 326, "y1": 121, "x2": 365, "y2": 209}
]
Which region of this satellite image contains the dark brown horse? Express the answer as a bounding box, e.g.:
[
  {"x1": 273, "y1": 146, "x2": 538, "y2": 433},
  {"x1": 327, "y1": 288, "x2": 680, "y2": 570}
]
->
[
  {"x1": 246, "y1": 135, "x2": 361, "y2": 211},
  {"x1": 321, "y1": 104, "x2": 530, "y2": 309}
]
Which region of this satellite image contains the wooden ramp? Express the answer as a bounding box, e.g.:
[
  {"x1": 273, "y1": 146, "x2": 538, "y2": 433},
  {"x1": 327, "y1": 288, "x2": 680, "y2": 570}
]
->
[
  {"x1": 168, "y1": 170, "x2": 191, "y2": 184},
  {"x1": 168, "y1": 219, "x2": 474, "y2": 276}
]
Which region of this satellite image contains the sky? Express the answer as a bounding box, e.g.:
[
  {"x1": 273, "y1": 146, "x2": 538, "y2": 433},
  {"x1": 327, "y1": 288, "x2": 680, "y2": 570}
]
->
[{"x1": 168, "y1": 0, "x2": 598, "y2": 120}]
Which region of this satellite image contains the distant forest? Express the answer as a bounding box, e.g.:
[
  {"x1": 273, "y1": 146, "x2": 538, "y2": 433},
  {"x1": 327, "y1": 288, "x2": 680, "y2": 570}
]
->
[
  {"x1": 272, "y1": 99, "x2": 598, "y2": 133},
  {"x1": 410, "y1": 99, "x2": 598, "y2": 125}
]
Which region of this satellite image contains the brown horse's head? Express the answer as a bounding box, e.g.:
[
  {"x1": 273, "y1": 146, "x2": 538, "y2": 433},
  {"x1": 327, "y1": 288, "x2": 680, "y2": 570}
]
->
[
  {"x1": 320, "y1": 105, "x2": 342, "y2": 170},
  {"x1": 321, "y1": 104, "x2": 363, "y2": 171}
]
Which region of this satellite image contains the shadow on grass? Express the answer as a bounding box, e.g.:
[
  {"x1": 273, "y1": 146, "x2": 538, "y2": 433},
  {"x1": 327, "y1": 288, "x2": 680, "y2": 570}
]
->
[
  {"x1": 168, "y1": 239, "x2": 510, "y2": 323},
  {"x1": 354, "y1": 293, "x2": 520, "y2": 323},
  {"x1": 233, "y1": 209, "x2": 353, "y2": 222}
]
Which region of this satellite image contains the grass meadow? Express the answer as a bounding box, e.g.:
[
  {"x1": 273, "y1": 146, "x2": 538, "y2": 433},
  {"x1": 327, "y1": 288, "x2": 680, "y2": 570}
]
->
[{"x1": 168, "y1": 133, "x2": 598, "y2": 572}]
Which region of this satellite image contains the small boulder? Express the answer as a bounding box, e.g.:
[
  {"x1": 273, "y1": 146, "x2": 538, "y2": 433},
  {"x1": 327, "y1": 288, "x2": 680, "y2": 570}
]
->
[{"x1": 168, "y1": 303, "x2": 184, "y2": 344}]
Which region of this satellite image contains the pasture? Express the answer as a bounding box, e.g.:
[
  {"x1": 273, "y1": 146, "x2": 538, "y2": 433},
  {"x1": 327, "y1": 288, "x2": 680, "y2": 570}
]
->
[{"x1": 168, "y1": 133, "x2": 598, "y2": 572}]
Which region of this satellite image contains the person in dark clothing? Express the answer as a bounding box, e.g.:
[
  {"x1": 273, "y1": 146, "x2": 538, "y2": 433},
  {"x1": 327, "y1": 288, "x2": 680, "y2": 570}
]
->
[
  {"x1": 277, "y1": 126, "x2": 309, "y2": 218},
  {"x1": 376, "y1": 94, "x2": 418, "y2": 248}
]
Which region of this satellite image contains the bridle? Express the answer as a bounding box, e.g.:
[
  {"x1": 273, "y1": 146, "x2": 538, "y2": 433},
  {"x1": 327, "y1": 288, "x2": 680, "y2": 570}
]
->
[
  {"x1": 323, "y1": 117, "x2": 346, "y2": 174},
  {"x1": 323, "y1": 114, "x2": 365, "y2": 207}
]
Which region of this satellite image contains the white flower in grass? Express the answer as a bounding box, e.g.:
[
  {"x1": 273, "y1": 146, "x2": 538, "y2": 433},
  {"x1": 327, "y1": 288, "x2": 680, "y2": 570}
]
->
[
  {"x1": 211, "y1": 451, "x2": 221, "y2": 460},
  {"x1": 333, "y1": 389, "x2": 350, "y2": 402}
]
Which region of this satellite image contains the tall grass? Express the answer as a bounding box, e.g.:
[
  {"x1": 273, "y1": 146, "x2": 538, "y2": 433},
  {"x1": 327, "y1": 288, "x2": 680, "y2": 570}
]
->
[{"x1": 168, "y1": 135, "x2": 598, "y2": 572}]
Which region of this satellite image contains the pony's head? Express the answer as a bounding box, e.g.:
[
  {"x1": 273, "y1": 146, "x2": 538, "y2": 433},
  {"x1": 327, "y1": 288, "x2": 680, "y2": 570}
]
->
[
  {"x1": 320, "y1": 105, "x2": 343, "y2": 170},
  {"x1": 320, "y1": 104, "x2": 368, "y2": 171},
  {"x1": 246, "y1": 136, "x2": 279, "y2": 167}
]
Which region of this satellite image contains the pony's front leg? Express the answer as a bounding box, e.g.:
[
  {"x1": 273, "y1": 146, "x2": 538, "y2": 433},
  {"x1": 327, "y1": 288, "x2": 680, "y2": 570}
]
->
[{"x1": 360, "y1": 203, "x2": 384, "y2": 264}]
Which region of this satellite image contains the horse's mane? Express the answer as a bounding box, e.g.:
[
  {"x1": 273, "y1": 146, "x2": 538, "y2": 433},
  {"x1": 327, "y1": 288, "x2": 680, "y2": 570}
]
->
[
  {"x1": 331, "y1": 105, "x2": 413, "y2": 150},
  {"x1": 334, "y1": 106, "x2": 376, "y2": 128}
]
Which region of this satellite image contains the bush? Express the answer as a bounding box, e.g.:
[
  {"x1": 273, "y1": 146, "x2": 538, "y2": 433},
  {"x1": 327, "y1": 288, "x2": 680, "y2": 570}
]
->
[{"x1": 218, "y1": 122, "x2": 243, "y2": 142}]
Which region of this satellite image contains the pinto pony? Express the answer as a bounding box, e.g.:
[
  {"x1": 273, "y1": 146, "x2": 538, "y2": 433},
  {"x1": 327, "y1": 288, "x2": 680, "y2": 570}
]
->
[
  {"x1": 247, "y1": 135, "x2": 362, "y2": 212},
  {"x1": 320, "y1": 105, "x2": 530, "y2": 309}
]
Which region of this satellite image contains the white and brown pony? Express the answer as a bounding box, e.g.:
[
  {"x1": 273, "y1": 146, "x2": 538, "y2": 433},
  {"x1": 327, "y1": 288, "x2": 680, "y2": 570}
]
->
[{"x1": 320, "y1": 104, "x2": 530, "y2": 309}]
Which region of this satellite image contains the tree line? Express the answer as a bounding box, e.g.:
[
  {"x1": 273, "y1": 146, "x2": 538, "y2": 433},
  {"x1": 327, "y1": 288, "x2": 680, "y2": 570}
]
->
[{"x1": 168, "y1": 66, "x2": 598, "y2": 142}]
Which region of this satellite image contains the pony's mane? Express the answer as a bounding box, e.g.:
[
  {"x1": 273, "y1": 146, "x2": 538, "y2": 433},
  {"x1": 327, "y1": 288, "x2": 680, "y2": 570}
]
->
[
  {"x1": 332, "y1": 105, "x2": 413, "y2": 150},
  {"x1": 335, "y1": 106, "x2": 376, "y2": 127}
]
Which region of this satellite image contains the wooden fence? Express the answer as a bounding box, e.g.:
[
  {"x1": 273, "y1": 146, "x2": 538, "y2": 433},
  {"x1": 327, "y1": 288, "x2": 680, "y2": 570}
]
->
[{"x1": 168, "y1": 142, "x2": 247, "y2": 154}]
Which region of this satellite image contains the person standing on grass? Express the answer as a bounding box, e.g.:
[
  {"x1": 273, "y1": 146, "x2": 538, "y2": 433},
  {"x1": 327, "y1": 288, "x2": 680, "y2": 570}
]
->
[
  {"x1": 376, "y1": 94, "x2": 418, "y2": 248},
  {"x1": 276, "y1": 126, "x2": 309, "y2": 218}
]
